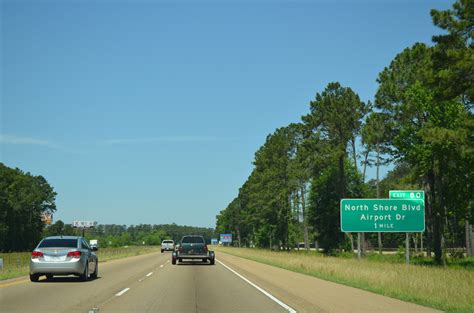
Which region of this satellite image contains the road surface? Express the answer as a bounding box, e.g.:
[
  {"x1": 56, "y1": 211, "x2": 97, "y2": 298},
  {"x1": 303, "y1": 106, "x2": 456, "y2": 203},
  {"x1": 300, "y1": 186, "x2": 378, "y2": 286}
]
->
[{"x1": 0, "y1": 250, "x2": 439, "y2": 313}]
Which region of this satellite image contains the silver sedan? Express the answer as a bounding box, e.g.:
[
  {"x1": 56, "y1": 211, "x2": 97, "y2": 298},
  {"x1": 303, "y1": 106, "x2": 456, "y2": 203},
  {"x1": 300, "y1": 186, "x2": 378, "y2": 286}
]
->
[{"x1": 29, "y1": 236, "x2": 98, "y2": 282}]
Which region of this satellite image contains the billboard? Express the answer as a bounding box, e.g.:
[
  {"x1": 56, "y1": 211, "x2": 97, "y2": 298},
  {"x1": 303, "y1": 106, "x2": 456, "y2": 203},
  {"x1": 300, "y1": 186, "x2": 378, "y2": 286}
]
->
[
  {"x1": 73, "y1": 221, "x2": 97, "y2": 228},
  {"x1": 220, "y1": 234, "x2": 232, "y2": 243}
]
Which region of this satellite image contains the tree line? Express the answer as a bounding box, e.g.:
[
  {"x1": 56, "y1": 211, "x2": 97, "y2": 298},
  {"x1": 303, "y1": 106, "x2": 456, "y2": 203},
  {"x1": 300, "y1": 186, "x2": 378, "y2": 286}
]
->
[
  {"x1": 43, "y1": 221, "x2": 215, "y2": 247},
  {"x1": 0, "y1": 163, "x2": 57, "y2": 251},
  {"x1": 215, "y1": 0, "x2": 473, "y2": 265}
]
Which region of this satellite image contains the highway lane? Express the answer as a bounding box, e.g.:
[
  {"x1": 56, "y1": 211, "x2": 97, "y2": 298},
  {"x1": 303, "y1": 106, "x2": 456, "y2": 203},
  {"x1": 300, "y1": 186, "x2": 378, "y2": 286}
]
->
[
  {"x1": 0, "y1": 251, "x2": 170, "y2": 313},
  {"x1": 97, "y1": 258, "x2": 287, "y2": 312},
  {"x1": 0, "y1": 249, "x2": 440, "y2": 313},
  {"x1": 0, "y1": 251, "x2": 289, "y2": 313}
]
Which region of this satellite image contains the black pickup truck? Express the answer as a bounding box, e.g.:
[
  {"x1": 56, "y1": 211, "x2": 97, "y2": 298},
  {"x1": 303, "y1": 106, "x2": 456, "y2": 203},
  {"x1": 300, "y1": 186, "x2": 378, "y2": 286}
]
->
[{"x1": 172, "y1": 235, "x2": 215, "y2": 265}]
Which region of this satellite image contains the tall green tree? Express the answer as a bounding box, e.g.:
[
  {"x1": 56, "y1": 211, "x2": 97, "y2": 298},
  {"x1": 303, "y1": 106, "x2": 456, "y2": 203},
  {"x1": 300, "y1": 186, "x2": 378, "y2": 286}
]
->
[
  {"x1": 361, "y1": 112, "x2": 393, "y2": 253},
  {"x1": 216, "y1": 125, "x2": 308, "y2": 249},
  {"x1": 287, "y1": 124, "x2": 312, "y2": 250},
  {"x1": 432, "y1": 0, "x2": 474, "y2": 252},
  {"x1": 0, "y1": 163, "x2": 57, "y2": 251},
  {"x1": 308, "y1": 160, "x2": 365, "y2": 253},
  {"x1": 376, "y1": 43, "x2": 472, "y2": 264},
  {"x1": 303, "y1": 82, "x2": 368, "y2": 200},
  {"x1": 302, "y1": 82, "x2": 368, "y2": 253},
  {"x1": 430, "y1": 0, "x2": 474, "y2": 104},
  {"x1": 251, "y1": 126, "x2": 300, "y2": 249}
]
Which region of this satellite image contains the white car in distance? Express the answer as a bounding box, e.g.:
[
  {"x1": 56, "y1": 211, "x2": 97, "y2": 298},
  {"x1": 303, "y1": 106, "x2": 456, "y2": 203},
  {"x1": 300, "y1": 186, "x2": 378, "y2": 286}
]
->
[{"x1": 161, "y1": 240, "x2": 174, "y2": 253}]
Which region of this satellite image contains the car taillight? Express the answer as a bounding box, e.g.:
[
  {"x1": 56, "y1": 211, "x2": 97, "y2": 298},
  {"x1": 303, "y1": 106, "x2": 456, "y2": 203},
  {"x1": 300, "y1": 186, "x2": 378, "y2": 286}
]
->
[
  {"x1": 204, "y1": 245, "x2": 208, "y2": 252},
  {"x1": 31, "y1": 251, "x2": 43, "y2": 259},
  {"x1": 67, "y1": 251, "x2": 81, "y2": 258},
  {"x1": 178, "y1": 246, "x2": 183, "y2": 252}
]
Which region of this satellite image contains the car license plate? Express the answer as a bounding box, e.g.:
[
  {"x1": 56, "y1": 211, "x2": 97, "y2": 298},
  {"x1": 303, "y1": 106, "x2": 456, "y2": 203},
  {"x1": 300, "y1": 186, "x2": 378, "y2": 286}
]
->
[{"x1": 44, "y1": 256, "x2": 62, "y2": 262}]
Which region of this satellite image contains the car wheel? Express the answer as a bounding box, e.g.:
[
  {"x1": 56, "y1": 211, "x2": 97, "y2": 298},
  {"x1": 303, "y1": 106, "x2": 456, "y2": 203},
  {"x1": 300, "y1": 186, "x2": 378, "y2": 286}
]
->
[
  {"x1": 46, "y1": 274, "x2": 54, "y2": 280},
  {"x1": 202, "y1": 258, "x2": 207, "y2": 263},
  {"x1": 30, "y1": 274, "x2": 40, "y2": 282},
  {"x1": 172, "y1": 257, "x2": 176, "y2": 265},
  {"x1": 210, "y1": 258, "x2": 215, "y2": 265},
  {"x1": 80, "y1": 264, "x2": 89, "y2": 281},
  {"x1": 90, "y1": 263, "x2": 98, "y2": 279},
  {"x1": 161, "y1": 250, "x2": 164, "y2": 253}
]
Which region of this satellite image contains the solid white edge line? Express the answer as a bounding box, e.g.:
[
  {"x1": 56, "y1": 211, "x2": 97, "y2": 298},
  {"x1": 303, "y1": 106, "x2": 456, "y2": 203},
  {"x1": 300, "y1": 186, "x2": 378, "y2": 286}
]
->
[
  {"x1": 146, "y1": 272, "x2": 153, "y2": 277},
  {"x1": 115, "y1": 287, "x2": 130, "y2": 296},
  {"x1": 216, "y1": 259, "x2": 297, "y2": 313}
]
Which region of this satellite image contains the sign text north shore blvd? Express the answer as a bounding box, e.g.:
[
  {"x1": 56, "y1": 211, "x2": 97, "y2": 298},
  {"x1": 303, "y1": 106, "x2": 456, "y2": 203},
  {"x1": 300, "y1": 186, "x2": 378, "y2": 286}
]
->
[{"x1": 340, "y1": 199, "x2": 425, "y2": 232}]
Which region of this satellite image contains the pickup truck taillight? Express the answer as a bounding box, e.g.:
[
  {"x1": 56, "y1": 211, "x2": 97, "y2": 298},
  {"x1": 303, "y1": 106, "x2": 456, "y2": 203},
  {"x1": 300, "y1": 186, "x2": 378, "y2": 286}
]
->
[
  {"x1": 204, "y1": 245, "x2": 208, "y2": 253},
  {"x1": 178, "y1": 246, "x2": 183, "y2": 252},
  {"x1": 31, "y1": 251, "x2": 43, "y2": 259},
  {"x1": 67, "y1": 251, "x2": 81, "y2": 258}
]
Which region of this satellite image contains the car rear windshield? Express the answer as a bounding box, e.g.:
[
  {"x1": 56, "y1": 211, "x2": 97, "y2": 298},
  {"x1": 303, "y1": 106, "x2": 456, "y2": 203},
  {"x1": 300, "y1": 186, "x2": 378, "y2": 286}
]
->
[
  {"x1": 38, "y1": 239, "x2": 78, "y2": 248},
  {"x1": 181, "y1": 237, "x2": 204, "y2": 244},
  {"x1": 162, "y1": 240, "x2": 174, "y2": 243}
]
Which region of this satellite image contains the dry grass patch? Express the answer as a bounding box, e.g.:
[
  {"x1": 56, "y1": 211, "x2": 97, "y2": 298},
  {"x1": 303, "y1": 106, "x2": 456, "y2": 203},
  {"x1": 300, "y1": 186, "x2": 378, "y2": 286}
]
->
[
  {"x1": 0, "y1": 246, "x2": 160, "y2": 281},
  {"x1": 216, "y1": 247, "x2": 474, "y2": 313}
]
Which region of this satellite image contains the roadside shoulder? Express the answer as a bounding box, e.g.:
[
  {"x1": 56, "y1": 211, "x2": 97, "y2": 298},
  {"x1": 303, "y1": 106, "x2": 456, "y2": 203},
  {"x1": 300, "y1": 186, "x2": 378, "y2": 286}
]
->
[{"x1": 217, "y1": 251, "x2": 440, "y2": 313}]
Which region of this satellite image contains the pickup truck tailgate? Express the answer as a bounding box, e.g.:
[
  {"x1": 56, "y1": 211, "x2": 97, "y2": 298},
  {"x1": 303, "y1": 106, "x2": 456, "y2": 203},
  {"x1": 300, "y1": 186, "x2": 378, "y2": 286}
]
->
[{"x1": 181, "y1": 243, "x2": 205, "y2": 254}]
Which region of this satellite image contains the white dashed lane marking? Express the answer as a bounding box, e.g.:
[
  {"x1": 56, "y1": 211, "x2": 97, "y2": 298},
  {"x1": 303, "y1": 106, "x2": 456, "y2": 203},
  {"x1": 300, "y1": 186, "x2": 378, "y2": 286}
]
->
[{"x1": 115, "y1": 288, "x2": 130, "y2": 297}]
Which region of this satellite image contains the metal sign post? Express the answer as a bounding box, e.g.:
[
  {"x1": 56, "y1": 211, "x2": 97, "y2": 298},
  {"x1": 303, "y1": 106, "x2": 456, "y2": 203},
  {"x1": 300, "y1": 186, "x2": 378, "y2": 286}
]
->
[
  {"x1": 406, "y1": 233, "x2": 410, "y2": 265},
  {"x1": 389, "y1": 191, "x2": 425, "y2": 265},
  {"x1": 357, "y1": 233, "x2": 361, "y2": 260}
]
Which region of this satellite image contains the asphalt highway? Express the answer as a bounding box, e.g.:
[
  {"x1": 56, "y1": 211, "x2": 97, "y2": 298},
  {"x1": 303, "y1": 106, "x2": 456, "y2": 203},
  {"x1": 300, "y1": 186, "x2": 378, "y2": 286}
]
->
[
  {"x1": 0, "y1": 251, "x2": 288, "y2": 313},
  {"x1": 0, "y1": 250, "x2": 439, "y2": 313}
]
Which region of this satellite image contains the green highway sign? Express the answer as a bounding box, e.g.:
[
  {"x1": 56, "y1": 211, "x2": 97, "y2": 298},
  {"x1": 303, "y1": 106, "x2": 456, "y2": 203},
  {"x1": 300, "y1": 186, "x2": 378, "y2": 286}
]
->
[
  {"x1": 340, "y1": 199, "x2": 425, "y2": 232},
  {"x1": 389, "y1": 190, "x2": 424, "y2": 201}
]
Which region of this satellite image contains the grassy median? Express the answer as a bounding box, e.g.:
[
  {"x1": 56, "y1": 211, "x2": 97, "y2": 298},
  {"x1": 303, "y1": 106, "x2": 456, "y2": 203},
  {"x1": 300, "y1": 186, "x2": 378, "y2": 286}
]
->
[
  {"x1": 0, "y1": 246, "x2": 160, "y2": 281},
  {"x1": 216, "y1": 246, "x2": 474, "y2": 313}
]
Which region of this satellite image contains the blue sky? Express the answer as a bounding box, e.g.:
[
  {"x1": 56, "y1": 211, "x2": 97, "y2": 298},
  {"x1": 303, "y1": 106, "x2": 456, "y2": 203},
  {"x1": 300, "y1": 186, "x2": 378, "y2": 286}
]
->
[{"x1": 1, "y1": 0, "x2": 449, "y2": 227}]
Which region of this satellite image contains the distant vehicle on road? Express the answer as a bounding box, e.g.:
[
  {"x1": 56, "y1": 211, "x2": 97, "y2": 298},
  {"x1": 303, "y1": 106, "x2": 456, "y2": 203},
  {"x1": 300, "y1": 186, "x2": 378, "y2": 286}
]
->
[
  {"x1": 29, "y1": 236, "x2": 99, "y2": 282},
  {"x1": 161, "y1": 239, "x2": 175, "y2": 253},
  {"x1": 172, "y1": 235, "x2": 215, "y2": 265},
  {"x1": 89, "y1": 239, "x2": 99, "y2": 249}
]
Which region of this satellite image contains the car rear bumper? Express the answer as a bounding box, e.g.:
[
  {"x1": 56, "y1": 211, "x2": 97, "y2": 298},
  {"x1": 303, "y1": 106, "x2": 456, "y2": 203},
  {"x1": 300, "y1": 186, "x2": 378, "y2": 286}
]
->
[
  {"x1": 30, "y1": 259, "x2": 85, "y2": 275},
  {"x1": 175, "y1": 251, "x2": 215, "y2": 260},
  {"x1": 179, "y1": 254, "x2": 210, "y2": 259}
]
